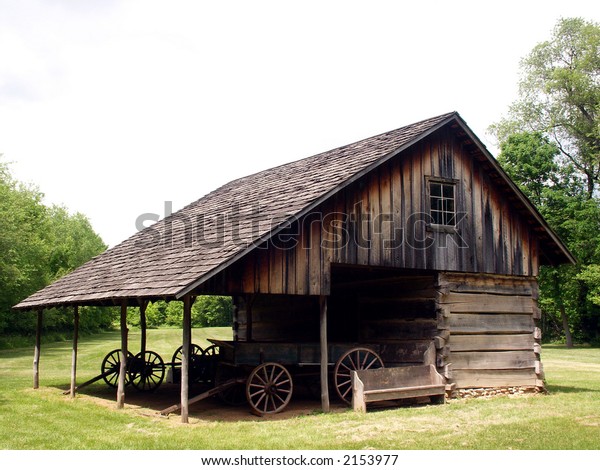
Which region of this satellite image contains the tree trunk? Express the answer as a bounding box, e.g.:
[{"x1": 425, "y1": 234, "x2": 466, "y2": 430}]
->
[
  {"x1": 553, "y1": 272, "x2": 573, "y2": 348},
  {"x1": 559, "y1": 303, "x2": 574, "y2": 348}
]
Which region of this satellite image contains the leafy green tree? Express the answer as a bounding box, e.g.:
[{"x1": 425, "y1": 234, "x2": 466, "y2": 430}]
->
[
  {"x1": 44, "y1": 206, "x2": 106, "y2": 280},
  {"x1": 165, "y1": 301, "x2": 183, "y2": 327},
  {"x1": 497, "y1": 132, "x2": 560, "y2": 206},
  {"x1": 1, "y1": 162, "x2": 51, "y2": 333},
  {"x1": 145, "y1": 301, "x2": 168, "y2": 328},
  {"x1": 193, "y1": 296, "x2": 233, "y2": 327},
  {"x1": 492, "y1": 17, "x2": 600, "y2": 198},
  {"x1": 1, "y1": 158, "x2": 110, "y2": 336}
]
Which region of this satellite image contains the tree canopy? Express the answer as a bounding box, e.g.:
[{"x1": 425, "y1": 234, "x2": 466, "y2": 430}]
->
[
  {"x1": 492, "y1": 17, "x2": 600, "y2": 199},
  {"x1": 0, "y1": 158, "x2": 112, "y2": 337}
]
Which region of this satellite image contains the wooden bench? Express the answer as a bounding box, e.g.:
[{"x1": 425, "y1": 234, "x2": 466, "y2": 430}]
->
[{"x1": 352, "y1": 364, "x2": 446, "y2": 412}]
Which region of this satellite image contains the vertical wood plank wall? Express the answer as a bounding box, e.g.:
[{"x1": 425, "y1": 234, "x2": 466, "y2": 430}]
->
[
  {"x1": 206, "y1": 126, "x2": 541, "y2": 297},
  {"x1": 436, "y1": 272, "x2": 544, "y2": 389}
]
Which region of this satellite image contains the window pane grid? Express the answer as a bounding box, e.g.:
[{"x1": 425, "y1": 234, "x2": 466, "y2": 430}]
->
[{"x1": 429, "y1": 181, "x2": 456, "y2": 226}]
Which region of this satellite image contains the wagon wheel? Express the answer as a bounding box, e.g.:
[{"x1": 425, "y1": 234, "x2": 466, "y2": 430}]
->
[
  {"x1": 171, "y1": 343, "x2": 204, "y2": 365},
  {"x1": 334, "y1": 347, "x2": 383, "y2": 405},
  {"x1": 246, "y1": 362, "x2": 293, "y2": 416},
  {"x1": 172, "y1": 344, "x2": 204, "y2": 383},
  {"x1": 200, "y1": 345, "x2": 219, "y2": 383},
  {"x1": 129, "y1": 351, "x2": 165, "y2": 391},
  {"x1": 101, "y1": 349, "x2": 134, "y2": 388},
  {"x1": 215, "y1": 365, "x2": 247, "y2": 406}
]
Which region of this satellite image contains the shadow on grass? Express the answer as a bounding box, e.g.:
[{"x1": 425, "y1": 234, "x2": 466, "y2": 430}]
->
[{"x1": 546, "y1": 384, "x2": 600, "y2": 394}]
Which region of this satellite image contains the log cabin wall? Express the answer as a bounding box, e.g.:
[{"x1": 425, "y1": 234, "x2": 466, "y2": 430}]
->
[
  {"x1": 436, "y1": 272, "x2": 544, "y2": 389},
  {"x1": 206, "y1": 125, "x2": 541, "y2": 298}
]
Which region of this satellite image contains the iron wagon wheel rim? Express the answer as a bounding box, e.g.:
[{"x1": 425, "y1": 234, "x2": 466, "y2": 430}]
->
[
  {"x1": 246, "y1": 362, "x2": 293, "y2": 416},
  {"x1": 171, "y1": 343, "x2": 204, "y2": 365},
  {"x1": 129, "y1": 350, "x2": 165, "y2": 391},
  {"x1": 334, "y1": 347, "x2": 383, "y2": 405},
  {"x1": 101, "y1": 349, "x2": 134, "y2": 388}
]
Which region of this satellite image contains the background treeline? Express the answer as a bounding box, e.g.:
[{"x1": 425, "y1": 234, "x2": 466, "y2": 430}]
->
[
  {"x1": 0, "y1": 159, "x2": 232, "y2": 347},
  {"x1": 127, "y1": 297, "x2": 233, "y2": 330}
]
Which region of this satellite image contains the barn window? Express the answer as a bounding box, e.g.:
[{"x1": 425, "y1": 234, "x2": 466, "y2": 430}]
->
[{"x1": 429, "y1": 179, "x2": 456, "y2": 226}]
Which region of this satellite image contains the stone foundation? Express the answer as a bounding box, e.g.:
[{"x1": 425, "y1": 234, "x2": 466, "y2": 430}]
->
[{"x1": 455, "y1": 386, "x2": 545, "y2": 399}]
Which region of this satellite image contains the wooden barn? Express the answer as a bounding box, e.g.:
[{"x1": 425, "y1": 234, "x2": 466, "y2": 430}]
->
[{"x1": 14, "y1": 111, "x2": 574, "y2": 420}]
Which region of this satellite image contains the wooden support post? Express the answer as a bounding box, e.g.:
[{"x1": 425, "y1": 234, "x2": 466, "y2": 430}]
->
[
  {"x1": 139, "y1": 301, "x2": 147, "y2": 356},
  {"x1": 70, "y1": 306, "x2": 79, "y2": 399},
  {"x1": 232, "y1": 297, "x2": 239, "y2": 341},
  {"x1": 319, "y1": 295, "x2": 330, "y2": 413},
  {"x1": 33, "y1": 310, "x2": 42, "y2": 389},
  {"x1": 246, "y1": 294, "x2": 253, "y2": 342},
  {"x1": 181, "y1": 295, "x2": 192, "y2": 424},
  {"x1": 116, "y1": 301, "x2": 128, "y2": 409}
]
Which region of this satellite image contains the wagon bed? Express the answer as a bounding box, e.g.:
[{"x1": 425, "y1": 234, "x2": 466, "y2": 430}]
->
[{"x1": 209, "y1": 339, "x2": 436, "y2": 368}]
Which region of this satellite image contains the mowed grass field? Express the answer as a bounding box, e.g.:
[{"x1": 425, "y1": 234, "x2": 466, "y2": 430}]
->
[{"x1": 0, "y1": 328, "x2": 599, "y2": 450}]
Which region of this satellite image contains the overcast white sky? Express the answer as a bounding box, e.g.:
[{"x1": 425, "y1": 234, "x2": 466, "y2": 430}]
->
[{"x1": 1, "y1": 0, "x2": 598, "y2": 248}]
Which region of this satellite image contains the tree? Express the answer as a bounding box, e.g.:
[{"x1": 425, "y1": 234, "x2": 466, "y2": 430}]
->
[
  {"x1": 0, "y1": 158, "x2": 109, "y2": 336},
  {"x1": 193, "y1": 296, "x2": 233, "y2": 327},
  {"x1": 1, "y1": 161, "x2": 50, "y2": 331},
  {"x1": 492, "y1": 18, "x2": 600, "y2": 198},
  {"x1": 497, "y1": 132, "x2": 561, "y2": 206},
  {"x1": 44, "y1": 206, "x2": 106, "y2": 280}
]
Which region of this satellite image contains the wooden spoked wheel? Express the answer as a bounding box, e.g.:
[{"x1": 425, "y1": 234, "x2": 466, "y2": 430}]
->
[
  {"x1": 171, "y1": 343, "x2": 204, "y2": 365},
  {"x1": 246, "y1": 362, "x2": 293, "y2": 415},
  {"x1": 129, "y1": 351, "x2": 165, "y2": 391},
  {"x1": 101, "y1": 349, "x2": 134, "y2": 388},
  {"x1": 334, "y1": 347, "x2": 383, "y2": 405}
]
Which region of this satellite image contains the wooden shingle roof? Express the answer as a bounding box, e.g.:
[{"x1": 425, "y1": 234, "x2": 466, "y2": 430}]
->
[{"x1": 13, "y1": 111, "x2": 573, "y2": 310}]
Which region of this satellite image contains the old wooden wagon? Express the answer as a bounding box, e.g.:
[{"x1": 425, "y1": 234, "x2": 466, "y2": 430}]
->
[{"x1": 14, "y1": 111, "x2": 574, "y2": 422}]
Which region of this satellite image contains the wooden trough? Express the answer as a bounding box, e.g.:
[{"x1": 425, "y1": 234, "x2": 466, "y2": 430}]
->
[{"x1": 351, "y1": 364, "x2": 446, "y2": 412}]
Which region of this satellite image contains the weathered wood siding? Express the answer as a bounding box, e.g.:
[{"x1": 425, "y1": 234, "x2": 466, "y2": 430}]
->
[
  {"x1": 437, "y1": 272, "x2": 544, "y2": 389},
  {"x1": 204, "y1": 126, "x2": 540, "y2": 297}
]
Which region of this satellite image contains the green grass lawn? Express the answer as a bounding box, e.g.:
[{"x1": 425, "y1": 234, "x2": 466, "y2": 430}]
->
[{"x1": 0, "y1": 330, "x2": 599, "y2": 450}]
